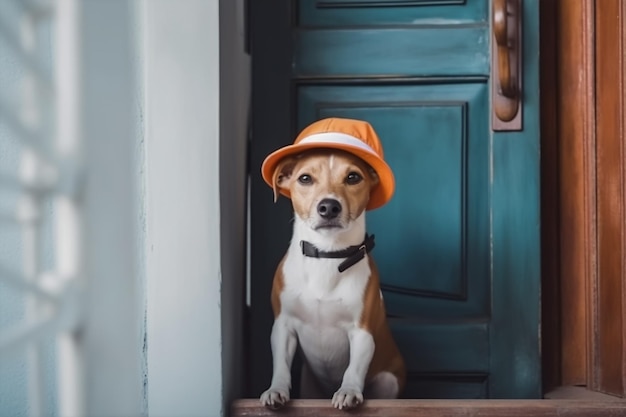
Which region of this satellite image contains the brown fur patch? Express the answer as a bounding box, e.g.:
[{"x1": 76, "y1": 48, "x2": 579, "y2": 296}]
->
[
  {"x1": 360, "y1": 257, "x2": 407, "y2": 393},
  {"x1": 270, "y1": 256, "x2": 287, "y2": 317},
  {"x1": 272, "y1": 158, "x2": 297, "y2": 202}
]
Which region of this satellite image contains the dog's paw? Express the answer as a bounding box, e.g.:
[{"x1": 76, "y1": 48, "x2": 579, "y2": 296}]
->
[
  {"x1": 331, "y1": 387, "x2": 364, "y2": 410},
  {"x1": 260, "y1": 387, "x2": 290, "y2": 409}
]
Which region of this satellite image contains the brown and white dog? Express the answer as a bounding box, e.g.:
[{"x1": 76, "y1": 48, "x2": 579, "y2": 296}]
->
[{"x1": 259, "y1": 118, "x2": 406, "y2": 410}]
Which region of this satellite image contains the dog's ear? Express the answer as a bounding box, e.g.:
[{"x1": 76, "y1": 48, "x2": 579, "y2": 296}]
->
[
  {"x1": 368, "y1": 167, "x2": 380, "y2": 188},
  {"x1": 272, "y1": 158, "x2": 297, "y2": 202}
]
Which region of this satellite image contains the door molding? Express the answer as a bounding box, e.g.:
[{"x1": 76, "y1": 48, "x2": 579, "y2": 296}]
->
[
  {"x1": 558, "y1": 0, "x2": 596, "y2": 389},
  {"x1": 541, "y1": 0, "x2": 626, "y2": 397},
  {"x1": 540, "y1": 0, "x2": 596, "y2": 391},
  {"x1": 593, "y1": 0, "x2": 626, "y2": 396}
]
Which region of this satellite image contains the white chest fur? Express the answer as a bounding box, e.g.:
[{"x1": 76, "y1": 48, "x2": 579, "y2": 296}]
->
[
  {"x1": 281, "y1": 250, "x2": 370, "y2": 326},
  {"x1": 277, "y1": 216, "x2": 371, "y2": 388}
]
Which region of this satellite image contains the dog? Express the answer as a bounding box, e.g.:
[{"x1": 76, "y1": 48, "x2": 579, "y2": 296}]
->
[{"x1": 259, "y1": 118, "x2": 406, "y2": 410}]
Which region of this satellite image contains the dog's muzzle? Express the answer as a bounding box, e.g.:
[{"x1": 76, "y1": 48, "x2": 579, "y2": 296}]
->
[
  {"x1": 317, "y1": 198, "x2": 342, "y2": 219},
  {"x1": 315, "y1": 198, "x2": 343, "y2": 229}
]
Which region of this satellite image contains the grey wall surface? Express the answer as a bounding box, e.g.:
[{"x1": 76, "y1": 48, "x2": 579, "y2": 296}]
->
[{"x1": 219, "y1": 0, "x2": 251, "y2": 410}]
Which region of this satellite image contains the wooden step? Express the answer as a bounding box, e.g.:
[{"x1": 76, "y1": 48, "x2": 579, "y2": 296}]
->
[{"x1": 231, "y1": 399, "x2": 626, "y2": 417}]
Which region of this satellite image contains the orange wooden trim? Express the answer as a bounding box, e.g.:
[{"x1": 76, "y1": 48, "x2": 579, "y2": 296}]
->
[
  {"x1": 594, "y1": 0, "x2": 626, "y2": 397},
  {"x1": 581, "y1": 0, "x2": 599, "y2": 392},
  {"x1": 622, "y1": 0, "x2": 626, "y2": 395},
  {"x1": 231, "y1": 399, "x2": 626, "y2": 417},
  {"x1": 554, "y1": 0, "x2": 626, "y2": 396},
  {"x1": 556, "y1": 0, "x2": 597, "y2": 387}
]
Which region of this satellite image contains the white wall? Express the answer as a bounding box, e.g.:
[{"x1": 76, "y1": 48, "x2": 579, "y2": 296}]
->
[
  {"x1": 1, "y1": 1, "x2": 249, "y2": 415},
  {"x1": 143, "y1": 0, "x2": 222, "y2": 414},
  {"x1": 144, "y1": 0, "x2": 249, "y2": 416}
]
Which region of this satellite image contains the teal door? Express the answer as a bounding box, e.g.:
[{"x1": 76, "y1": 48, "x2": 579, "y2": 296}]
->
[{"x1": 249, "y1": 0, "x2": 541, "y2": 399}]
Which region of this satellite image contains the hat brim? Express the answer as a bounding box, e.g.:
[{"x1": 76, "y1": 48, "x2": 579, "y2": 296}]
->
[{"x1": 261, "y1": 142, "x2": 395, "y2": 210}]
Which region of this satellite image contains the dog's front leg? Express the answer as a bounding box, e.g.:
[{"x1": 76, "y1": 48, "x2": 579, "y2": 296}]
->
[
  {"x1": 332, "y1": 327, "x2": 374, "y2": 410},
  {"x1": 260, "y1": 315, "x2": 297, "y2": 408}
]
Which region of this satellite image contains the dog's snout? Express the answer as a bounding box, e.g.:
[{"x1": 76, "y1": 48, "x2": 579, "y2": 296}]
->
[{"x1": 317, "y1": 198, "x2": 342, "y2": 219}]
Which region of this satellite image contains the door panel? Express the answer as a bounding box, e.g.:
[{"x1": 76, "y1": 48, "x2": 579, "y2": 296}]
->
[
  {"x1": 295, "y1": 26, "x2": 489, "y2": 77},
  {"x1": 250, "y1": 0, "x2": 541, "y2": 399},
  {"x1": 298, "y1": 0, "x2": 487, "y2": 25},
  {"x1": 298, "y1": 78, "x2": 490, "y2": 401},
  {"x1": 395, "y1": 322, "x2": 489, "y2": 398},
  {"x1": 298, "y1": 83, "x2": 490, "y2": 320}
]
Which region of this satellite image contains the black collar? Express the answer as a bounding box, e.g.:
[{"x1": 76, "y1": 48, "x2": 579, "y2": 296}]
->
[{"x1": 300, "y1": 234, "x2": 375, "y2": 273}]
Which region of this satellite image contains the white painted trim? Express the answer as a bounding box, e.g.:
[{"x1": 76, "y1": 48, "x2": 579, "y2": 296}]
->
[
  {"x1": 299, "y1": 132, "x2": 378, "y2": 155},
  {"x1": 143, "y1": 1, "x2": 223, "y2": 416}
]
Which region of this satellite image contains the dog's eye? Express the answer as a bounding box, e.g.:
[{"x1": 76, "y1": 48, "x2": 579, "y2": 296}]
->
[
  {"x1": 346, "y1": 172, "x2": 363, "y2": 185},
  {"x1": 298, "y1": 174, "x2": 313, "y2": 185}
]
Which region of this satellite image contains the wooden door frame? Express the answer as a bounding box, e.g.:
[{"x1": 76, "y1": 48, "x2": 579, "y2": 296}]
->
[
  {"x1": 539, "y1": 0, "x2": 596, "y2": 392},
  {"x1": 540, "y1": 0, "x2": 626, "y2": 397},
  {"x1": 594, "y1": 0, "x2": 626, "y2": 396}
]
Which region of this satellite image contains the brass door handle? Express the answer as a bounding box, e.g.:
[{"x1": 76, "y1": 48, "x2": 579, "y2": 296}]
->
[
  {"x1": 492, "y1": 0, "x2": 522, "y2": 130},
  {"x1": 493, "y1": 0, "x2": 516, "y2": 98}
]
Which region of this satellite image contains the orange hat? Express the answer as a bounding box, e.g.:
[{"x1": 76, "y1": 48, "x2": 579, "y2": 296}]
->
[{"x1": 261, "y1": 117, "x2": 395, "y2": 210}]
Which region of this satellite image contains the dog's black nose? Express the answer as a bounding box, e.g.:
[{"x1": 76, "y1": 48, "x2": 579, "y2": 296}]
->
[{"x1": 317, "y1": 198, "x2": 342, "y2": 219}]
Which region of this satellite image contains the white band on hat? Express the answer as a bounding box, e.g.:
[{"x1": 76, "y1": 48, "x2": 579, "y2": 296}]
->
[{"x1": 299, "y1": 132, "x2": 377, "y2": 155}]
